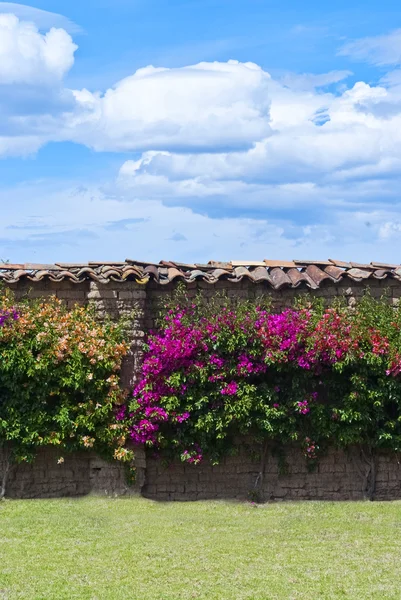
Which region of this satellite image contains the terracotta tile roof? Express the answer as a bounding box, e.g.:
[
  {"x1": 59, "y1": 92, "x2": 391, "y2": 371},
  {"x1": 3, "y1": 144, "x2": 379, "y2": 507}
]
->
[{"x1": 0, "y1": 259, "x2": 400, "y2": 290}]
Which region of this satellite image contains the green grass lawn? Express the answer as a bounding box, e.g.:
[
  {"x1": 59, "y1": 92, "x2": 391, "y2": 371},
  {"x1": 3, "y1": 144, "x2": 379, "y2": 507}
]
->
[{"x1": 1, "y1": 497, "x2": 401, "y2": 600}]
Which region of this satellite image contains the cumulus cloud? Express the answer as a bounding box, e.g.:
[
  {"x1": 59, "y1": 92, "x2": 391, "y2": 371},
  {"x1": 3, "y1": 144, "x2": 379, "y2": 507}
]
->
[
  {"x1": 0, "y1": 34, "x2": 272, "y2": 155},
  {"x1": 117, "y1": 76, "x2": 401, "y2": 198},
  {"x1": 114, "y1": 65, "x2": 401, "y2": 250},
  {"x1": 1, "y1": 12, "x2": 401, "y2": 265},
  {"x1": 69, "y1": 61, "x2": 271, "y2": 152},
  {"x1": 2, "y1": 12, "x2": 401, "y2": 181},
  {"x1": 0, "y1": 13, "x2": 77, "y2": 84},
  {"x1": 0, "y1": 13, "x2": 77, "y2": 156}
]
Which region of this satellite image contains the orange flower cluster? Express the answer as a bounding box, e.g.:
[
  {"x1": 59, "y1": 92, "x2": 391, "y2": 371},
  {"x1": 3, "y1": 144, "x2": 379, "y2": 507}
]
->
[
  {"x1": 0, "y1": 290, "x2": 134, "y2": 470},
  {"x1": 0, "y1": 294, "x2": 129, "y2": 368}
]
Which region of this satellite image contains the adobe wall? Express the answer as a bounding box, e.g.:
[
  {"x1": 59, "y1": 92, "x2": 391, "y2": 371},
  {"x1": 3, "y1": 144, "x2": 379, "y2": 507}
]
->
[
  {"x1": 2, "y1": 446, "x2": 146, "y2": 499},
  {"x1": 143, "y1": 445, "x2": 401, "y2": 502},
  {"x1": 2, "y1": 275, "x2": 401, "y2": 500}
]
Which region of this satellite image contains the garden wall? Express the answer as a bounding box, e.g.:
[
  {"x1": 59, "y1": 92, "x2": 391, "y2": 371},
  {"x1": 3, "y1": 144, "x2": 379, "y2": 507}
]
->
[
  {"x1": 3, "y1": 260, "x2": 401, "y2": 501},
  {"x1": 143, "y1": 445, "x2": 401, "y2": 502},
  {"x1": 2, "y1": 446, "x2": 146, "y2": 499}
]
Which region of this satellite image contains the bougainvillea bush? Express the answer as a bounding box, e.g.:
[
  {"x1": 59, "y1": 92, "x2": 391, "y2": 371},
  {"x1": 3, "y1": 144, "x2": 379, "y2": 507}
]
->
[
  {"x1": 0, "y1": 289, "x2": 133, "y2": 497},
  {"x1": 126, "y1": 289, "x2": 401, "y2": 469}
]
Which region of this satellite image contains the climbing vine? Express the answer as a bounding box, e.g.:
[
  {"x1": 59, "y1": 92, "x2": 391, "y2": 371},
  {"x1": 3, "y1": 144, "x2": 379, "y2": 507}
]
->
[{"x1": 126, "y1": 288, "x2": 401, "y2": 478}]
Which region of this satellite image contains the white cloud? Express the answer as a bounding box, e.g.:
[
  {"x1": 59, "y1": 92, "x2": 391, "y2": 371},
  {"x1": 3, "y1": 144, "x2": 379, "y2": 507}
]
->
[
  {"x1": 0, "y1": 12, "x2": 77, "y2": 156},
  {"x1": 0, "y1": 13, "x2": 77, "y2": 84},
  {"x1": 278, "y1": 70, "x2": 352, "y2": 91},
  {"x1": 69, "y1": 61, "x2": 271, "y2": 152},
  {"x1": 379, "y1": 222, "x2": 401, "y2": 239},
  {"x1": 1, "y1": 12, "x2": 401, "y2": 184},
  {"x1": 0, "y1": 134, "x2": 46, "y2": 157},
  {"x1": 0, "y1": 3, "x2": 81, "y2": 33},
  {"x1": 0, "y1": 14, "x2": 401, "y2": 266},
  {"x1": 117, "y1": 156, "x2": 401, "y2": 220},
  {"x1": 117, "y1": 76, "x2": 401, "y2": 196},
  {"x1": 339, "y1": 29, "x2": 401, "y2": 66}
]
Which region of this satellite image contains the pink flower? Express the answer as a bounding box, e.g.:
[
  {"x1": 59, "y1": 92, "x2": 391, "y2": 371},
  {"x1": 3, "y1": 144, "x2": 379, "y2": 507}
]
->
[
  {"x1": 221, "y1": 381, "x2": 238, "y2": 396},
  {"x1": 176, "y1": 412, "x2": 190, "y2": 423},
  {"x1": 297, "y1": 400, "x2": 310, "y2": 415}
]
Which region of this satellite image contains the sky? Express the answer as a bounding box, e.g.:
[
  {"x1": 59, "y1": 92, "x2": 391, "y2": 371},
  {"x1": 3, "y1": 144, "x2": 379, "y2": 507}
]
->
[{"x1": 1, "y1": 1, "x2": 401, "y2": 263}]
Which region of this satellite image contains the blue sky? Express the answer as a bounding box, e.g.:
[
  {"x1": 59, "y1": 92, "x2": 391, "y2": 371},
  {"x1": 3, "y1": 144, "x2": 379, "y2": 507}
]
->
[{"x1": 1, "y1": 1, "x2": 401, "y2": 263}]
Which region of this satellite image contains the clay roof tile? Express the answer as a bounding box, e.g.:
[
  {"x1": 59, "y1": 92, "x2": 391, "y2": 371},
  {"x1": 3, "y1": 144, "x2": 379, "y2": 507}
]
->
[
  {"x1": 269, "y1": 267, "x2": 292, "y2": 289},
  {"x1": 0, "y1": 259, "x2": 398, "y2": 289}
]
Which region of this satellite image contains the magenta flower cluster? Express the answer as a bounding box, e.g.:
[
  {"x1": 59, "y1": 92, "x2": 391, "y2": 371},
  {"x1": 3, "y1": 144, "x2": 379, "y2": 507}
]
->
[
  {"x1": 257, "y1": 308, "x2": 358, "y2": 370},
  {"x1": 297, "y1": 400, "x2": 310, "y2": 415},
  {"x1": 126, "y1": 299, "x2": 399, "y2": 464}
]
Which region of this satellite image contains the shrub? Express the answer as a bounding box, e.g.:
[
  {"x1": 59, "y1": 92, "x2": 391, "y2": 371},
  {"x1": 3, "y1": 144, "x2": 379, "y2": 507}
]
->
[
  {"x1": 127, "y1": 289, "x2": 401, "y2": 474},
  {"x1": 0, "y1": 289, "x2": 133, "y2": 497}
]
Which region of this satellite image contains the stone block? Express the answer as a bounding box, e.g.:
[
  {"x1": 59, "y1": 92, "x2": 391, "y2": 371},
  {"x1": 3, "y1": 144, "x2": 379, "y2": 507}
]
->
[
  {"x1": 118, "y1": 291, "x2": 147, "y2": 300},
  {"x1": 56, "y1": 290, "x2": 87, "y2": 300},
  {"x1": 88, "y1": 290, "x2": 118, "y2": 299}
]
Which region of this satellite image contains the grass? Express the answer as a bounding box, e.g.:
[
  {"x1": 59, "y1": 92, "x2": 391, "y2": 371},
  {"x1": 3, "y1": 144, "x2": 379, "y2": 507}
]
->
[{"x1": 1, "y1": 498, "x2": 401, "y2": 600}]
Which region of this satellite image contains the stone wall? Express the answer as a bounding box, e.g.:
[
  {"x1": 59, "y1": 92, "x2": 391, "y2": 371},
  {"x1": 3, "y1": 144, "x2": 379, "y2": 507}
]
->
[
  {"x1": 143, "y1": 445, "x2": 401, "y2": 502},
  {"x1": 1, "y1": 446, "x2": 146, "y2": 499},
  {"x1": 3, "y1": 275, "x2": 401, "y2": 501}
]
